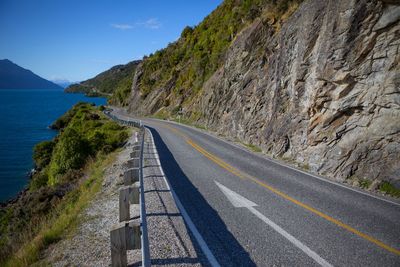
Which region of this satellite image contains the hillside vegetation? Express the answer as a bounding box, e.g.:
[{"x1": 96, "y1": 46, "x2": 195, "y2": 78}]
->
[
  {"x1": 0, "y1": 103, "x2": 129, "y2": 265},
  {"x1": 64, "y1": 0, "x2": 302, "y2": 110},
  {"x1": 66, "y1": 60, "x2": 140, "y2": 104},
  {"x1": 126, "y1": 0, "x2": 400, "y2": 188},
  {"x1": 132, "y1": 0, "x2": 302, "y2": 109},
  {"x1": 65, "y1": 0, "x2": 399, "y2": 188}
]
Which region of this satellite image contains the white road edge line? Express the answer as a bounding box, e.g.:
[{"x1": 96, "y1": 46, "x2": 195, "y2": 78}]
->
[
  {"x1": 152, "y1": 119, "x2": 400, "y2": 207},
  {"x1": 146, "y1": 128, "x2": 221, "y2": 267},
  {"x1": 250, "y1": 206, "x2": 333, "y2": 267},
  {"x1": 215, "y1": 181, "x2": 333, "y2": 267}
]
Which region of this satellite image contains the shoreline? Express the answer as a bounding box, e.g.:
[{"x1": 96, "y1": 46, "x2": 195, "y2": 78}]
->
[
  {"x1": 0, "y1": 102, "x2": 128, "y2": 265},
  {"x1": 0, "y1": 166, "x2": 41, "y2": 207},
  {"x1": 0, "y1": 91, "x2": 106, "y2": 206}
]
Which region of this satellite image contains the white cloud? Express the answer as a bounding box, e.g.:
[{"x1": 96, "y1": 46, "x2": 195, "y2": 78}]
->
[
  {"x1": 111, "y1": 23, "x2": 133, "y2": 30},
  {"x1": 111, "y1": 18, "x2": 162, "y2": 31},
  {"x1": 136, "y1": 18, "x2": 162, "y2": 29},
  {"x1": 145, "y1": 18, "x2": 162, "y2": 29}
]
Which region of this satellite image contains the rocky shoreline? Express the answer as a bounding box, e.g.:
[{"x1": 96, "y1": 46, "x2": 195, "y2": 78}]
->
[
  {"x1": 0, "y1": 167, "x2": 40, "y2": 208},
  {"x1": 0, "y1": 187, "x2": 28, "y2": 208},
  {"x1": 0, "y1": 103, "x2": 130, "y2": 264}
]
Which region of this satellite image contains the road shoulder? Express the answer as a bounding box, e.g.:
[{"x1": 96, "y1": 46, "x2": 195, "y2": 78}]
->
[{"x1": 43, "y1": 127, "x2": 208, "y2": 266}]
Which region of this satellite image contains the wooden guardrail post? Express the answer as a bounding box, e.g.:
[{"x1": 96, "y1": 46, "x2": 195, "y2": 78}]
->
[
  {"x1": 119, "y1": 187, "x2": 131, "y2": 222},
  {"x1": 119, "y1": 183, "x2": 140, "y2": 222},
  {"x1": 127, "y1": 158, "x2": 140, "y2": 169},
  {"x1": 124, "y1": 168, "x2": 139, "y2": 185},
  {"x1": 132, "y1": 144, "x2": 141, "y2": 151},
  {"x1": 110, "y1": 221, "x2": 141, "y2": 267},
  {"x1": 130, "y1": 150, "x2": 140, "y2": 158},
  {"x1": 132, "y1": 140, "x2": 140, "y2": 146},
  {"x1": 108, "y1": 115, "x2": 149, "y2": 267}
]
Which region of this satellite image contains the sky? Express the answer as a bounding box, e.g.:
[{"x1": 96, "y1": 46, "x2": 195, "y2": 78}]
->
[{"x1": 0, "y1": 0, "x2": 223, "y2": 82}]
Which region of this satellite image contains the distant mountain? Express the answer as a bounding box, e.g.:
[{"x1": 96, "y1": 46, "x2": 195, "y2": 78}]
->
[
  {"x1": 65, "y1": 60, "x2": 140, "y2": 105},
  {"x1": 0, "y1": 59, "x2": 62, "y2": 90},
  {"x1": 51, "y1": 79, "x2": 76, "y2": 88}
]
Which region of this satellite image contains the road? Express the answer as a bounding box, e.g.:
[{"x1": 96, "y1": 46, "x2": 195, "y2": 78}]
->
[{"x1": 112, "y1": 109, "x2": 400, "y2": 266}]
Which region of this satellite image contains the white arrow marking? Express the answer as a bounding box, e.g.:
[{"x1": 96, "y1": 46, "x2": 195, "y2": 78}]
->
[
  {"x1": 215, "y1": 181, "x2": 333, "y2": 267},
  {"x1": 216, "y1": 181, "x2": 257, "y2": 208}
]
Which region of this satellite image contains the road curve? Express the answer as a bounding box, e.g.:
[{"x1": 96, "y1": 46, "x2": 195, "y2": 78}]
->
[{"x1": 112, "y1": 109, "x2": 400, "y2": 266}]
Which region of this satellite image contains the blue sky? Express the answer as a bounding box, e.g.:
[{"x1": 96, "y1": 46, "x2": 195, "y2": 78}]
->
[{"x1": 0, "y1": 0, "x2": 222, "y2": 81}]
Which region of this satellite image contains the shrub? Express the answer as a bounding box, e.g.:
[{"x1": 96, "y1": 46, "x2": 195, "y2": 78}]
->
[
  {"x1": 50, "y1": 102, "x2": 87, "y2": 129},
  {"x1": 30, "y1": 169, "x2": 49, "y2": 190},
  {"x1": 34, "y1": 103, "x2": 129, "y2": 187},
  {"x1": 33, "y1": 141, "x2": 55, "y2": 169},
  {"x1": 379, "y1": 181, "x2": 400, "y2": 198},
  {"x1": 48, "y1": 128, "x2": 90, "y2": 185}
]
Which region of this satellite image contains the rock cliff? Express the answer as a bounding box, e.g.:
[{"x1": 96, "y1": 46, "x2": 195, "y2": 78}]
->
[{"x1": 128, "y1": 0, "x2": 400, "y2": 185}]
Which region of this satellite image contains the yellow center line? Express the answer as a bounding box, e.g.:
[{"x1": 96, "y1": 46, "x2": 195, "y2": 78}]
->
[
  {"x1": 153, "y1": 120, "x2": 400, "y2": 256},
  {"x1": 187, "y1": 139, "x2": 244, "y2": 178}
]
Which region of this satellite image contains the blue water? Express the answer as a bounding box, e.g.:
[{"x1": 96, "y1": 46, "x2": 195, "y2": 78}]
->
[{"x1": 0, "y1": 89, "x2": 106, "y2": 202}]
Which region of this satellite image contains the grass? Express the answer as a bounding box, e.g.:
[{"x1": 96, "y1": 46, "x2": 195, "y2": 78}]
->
[
  {"x1": 359, "y1": 179, "x2": 372, "y2": 189},
  {"x1": 193, "y1": 124, "x2": 206, "y2": 130},
  {"x1": 241, "y1": 142, "x2": 262, "y2": 153},
  {"x1": 153, "y1": 115, "x2": 207, "y2": 130},
  {"x1": 346, "y1": 176, "x2": 372, "y2": 189},
  {"x1": 2, "y1": 150, "x2": 119, "y2": 267},
  {"x1": 379, "y1": 181, "x2": 400, "y2": 198},
  {"x1": 346, "y1": 177, "x2": 400, "y2": 198},
  {"x1": 280, "y1": 155, "x2": 310, "y2": 171},
  {"x1": 153, "y1": 109, "x2": 169, "y2": 120},
  {"x1": 299, "y1": 163, "x2": 310, "y2": 171}
]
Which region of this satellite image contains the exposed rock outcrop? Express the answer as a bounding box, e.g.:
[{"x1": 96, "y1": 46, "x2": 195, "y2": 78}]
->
[{"x1": 129, "y1": 0, "x2": 400, "y2": 184}]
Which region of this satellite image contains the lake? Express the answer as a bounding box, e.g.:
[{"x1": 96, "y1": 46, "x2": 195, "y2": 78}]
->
[{"x1": 0, "y1": 89, "x2": 106, "y2": 202}]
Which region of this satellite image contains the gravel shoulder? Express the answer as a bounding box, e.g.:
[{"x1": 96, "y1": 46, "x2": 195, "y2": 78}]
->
[
  {"x1": 44, "y1": 132, "x2": 141, "y2": 266},
  {"x1": 143, "y1": 128, "x2": 208, "y2": 266},
  {"x1": 44, "y1": 126, "x2": 207, "y2": 266}
]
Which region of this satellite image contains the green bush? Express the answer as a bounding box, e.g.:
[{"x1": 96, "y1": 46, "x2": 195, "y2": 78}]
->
[
  {"x1": 51, "y1": 102, "x2": 88, "y2": 129},
  {"x1": 88, "y1": 130, "x2": 106, "y2": 151},
  {"x1": 30, "y1": 169, "x2": 50, "y2": 190},
  {"x1": 48, "y1": 128, "x2": 90, "y2": 185},
  {"x1": 35, "y1": 103, "x2": 129, "y2": 186},
  {"x1": 379, "y1": 181, "x2": 400, "y2": 198},
  {"x1": 33, "y1": 140, "x2": 55, "y2": 169}
]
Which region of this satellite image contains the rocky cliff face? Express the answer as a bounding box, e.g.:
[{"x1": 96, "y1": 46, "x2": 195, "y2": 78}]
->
[{"x1": 128, "y1": 0, "x2": 400, "y2": 184}]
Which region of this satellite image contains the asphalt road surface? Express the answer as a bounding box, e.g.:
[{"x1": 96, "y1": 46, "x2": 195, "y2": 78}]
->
[{"x1": 113, "y1": 110, "x2": 400, "y2": 266}]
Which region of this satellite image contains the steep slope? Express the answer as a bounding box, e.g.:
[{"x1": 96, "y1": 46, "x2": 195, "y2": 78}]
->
[
  {"x1": 66, "y1": 60, "x2": 140, "y2": 104},
  {"x1": 0, "y1": 59, "x2": 62, "y2": 90},
  {"x1": 127, "y1": 0, "x2": 301, "y2": 115},
  {"x1": 191, "y1": 0, "x2": 400, "y2": 185},
  {"x1": 126, "y1": 0, "x2": 400, "y2": 186}
]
